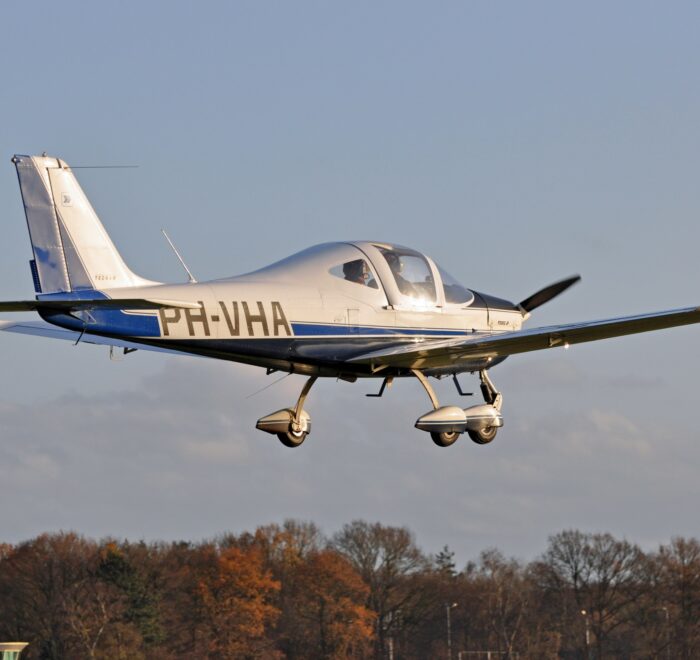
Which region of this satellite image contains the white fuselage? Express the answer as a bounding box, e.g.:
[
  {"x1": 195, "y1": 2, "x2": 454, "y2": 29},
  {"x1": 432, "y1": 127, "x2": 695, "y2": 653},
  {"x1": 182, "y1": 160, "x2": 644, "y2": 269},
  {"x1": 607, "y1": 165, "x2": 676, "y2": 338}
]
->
[{"x1": 40, "y1": 242, "x2": 524, "y2": 378}]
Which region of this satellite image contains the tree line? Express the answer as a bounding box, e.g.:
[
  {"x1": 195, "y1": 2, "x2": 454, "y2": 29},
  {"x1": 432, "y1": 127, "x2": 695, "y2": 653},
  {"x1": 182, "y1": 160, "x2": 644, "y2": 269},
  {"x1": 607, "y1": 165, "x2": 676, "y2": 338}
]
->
[{"x1": 1, "y1": 522, "x2": 699, "y2": 659}]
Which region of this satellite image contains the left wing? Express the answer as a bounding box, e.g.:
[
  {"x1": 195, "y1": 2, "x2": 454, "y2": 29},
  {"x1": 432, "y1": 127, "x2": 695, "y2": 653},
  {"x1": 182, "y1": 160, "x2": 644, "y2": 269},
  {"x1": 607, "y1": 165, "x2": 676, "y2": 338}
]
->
[
  {"x1": 350, "y1": 306, "x2": 700, "y2": 370},
  {"x1": 0, "y1": 298, "x2": 201, "y2": 312}
]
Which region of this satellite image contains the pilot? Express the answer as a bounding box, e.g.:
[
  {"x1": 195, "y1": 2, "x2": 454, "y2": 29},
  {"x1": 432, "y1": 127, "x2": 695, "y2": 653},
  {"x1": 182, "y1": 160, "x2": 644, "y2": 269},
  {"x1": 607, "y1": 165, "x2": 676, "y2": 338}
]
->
[
  {"x1": 343, "y1": 259, "x2": 368, "y2": 285},
  {"x1": 384, "y1": 252, "x2": 416, "y2": 296},
  {"x1": 343, "y1": 260, "x2": 378, "y2": 288}
]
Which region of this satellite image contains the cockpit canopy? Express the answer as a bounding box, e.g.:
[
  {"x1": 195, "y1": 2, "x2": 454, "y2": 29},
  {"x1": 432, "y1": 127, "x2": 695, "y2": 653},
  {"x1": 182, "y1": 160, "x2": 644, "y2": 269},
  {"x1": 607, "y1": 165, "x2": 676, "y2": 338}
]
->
[{"x1": 234, "y1": 241, "x2": 476, "y2": 309}]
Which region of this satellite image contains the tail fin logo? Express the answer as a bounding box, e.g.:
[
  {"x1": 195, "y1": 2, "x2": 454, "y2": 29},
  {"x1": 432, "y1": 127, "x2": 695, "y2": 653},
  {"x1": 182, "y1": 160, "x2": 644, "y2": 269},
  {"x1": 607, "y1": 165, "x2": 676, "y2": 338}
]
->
[{"x1": 61, "y1": 192, "x2": 72, "y2": 206}]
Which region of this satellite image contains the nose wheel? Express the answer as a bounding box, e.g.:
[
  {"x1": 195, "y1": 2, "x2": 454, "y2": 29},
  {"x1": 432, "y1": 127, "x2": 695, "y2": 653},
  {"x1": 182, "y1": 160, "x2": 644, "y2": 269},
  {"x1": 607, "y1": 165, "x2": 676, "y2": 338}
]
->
[{"x1": 467, "y1": 426, "x2": 498, "y2": 444}]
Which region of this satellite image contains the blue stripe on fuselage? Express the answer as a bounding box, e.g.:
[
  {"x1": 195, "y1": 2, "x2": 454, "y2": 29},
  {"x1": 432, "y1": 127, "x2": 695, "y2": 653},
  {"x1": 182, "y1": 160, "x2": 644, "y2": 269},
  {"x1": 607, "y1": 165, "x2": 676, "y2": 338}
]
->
[
  {"x1": 43, "y1": 309, "x2": 161, "y2": 337},
  {"x1": 290, "y1": 322, "x2": 471, "y2": 337},
  {"x1": 38, "y1": 290, "x2": 161, "y2": 337}
]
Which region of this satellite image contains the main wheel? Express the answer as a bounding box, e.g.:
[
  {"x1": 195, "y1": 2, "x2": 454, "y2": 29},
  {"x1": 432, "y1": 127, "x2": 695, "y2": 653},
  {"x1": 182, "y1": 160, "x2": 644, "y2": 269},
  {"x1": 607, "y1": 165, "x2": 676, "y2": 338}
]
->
[
  {"x1": 277, "y1": 429, "x2": 307, "y2": 447},
  {"x1": 430, "y1": 431, "x2": 460, "y2": 447},
  {"x1": 468, "y1": 427, "x2": 498, "y2": 444}
]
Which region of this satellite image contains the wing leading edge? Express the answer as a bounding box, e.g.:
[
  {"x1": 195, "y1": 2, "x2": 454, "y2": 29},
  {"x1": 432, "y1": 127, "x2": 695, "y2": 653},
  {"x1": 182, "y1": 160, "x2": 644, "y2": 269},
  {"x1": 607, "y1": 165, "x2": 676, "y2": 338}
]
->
[
  {"x1": 349, "y1": 306, "x2": 700, "y2": 370},
  {"x1": 0, "y1": 299, "x2": 201, "y2": 312}
]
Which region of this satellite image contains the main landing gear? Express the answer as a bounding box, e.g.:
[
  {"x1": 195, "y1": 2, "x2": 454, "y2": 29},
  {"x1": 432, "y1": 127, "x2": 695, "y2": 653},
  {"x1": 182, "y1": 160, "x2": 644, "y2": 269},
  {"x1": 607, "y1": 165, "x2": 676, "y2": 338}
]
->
[
  {"x1": 255, "y1": 369, "x2": 503, "y2": 448},
  {"x1": 256, "y1": 376, "x2": 317, "y2": 447},
  {"x1": 413, "y1": 369, "x2": 503, "y2": 447}
]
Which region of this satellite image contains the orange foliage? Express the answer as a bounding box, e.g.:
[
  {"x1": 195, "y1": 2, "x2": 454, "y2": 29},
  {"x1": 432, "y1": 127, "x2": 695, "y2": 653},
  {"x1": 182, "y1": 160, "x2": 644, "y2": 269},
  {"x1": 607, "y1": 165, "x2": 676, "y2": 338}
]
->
[
  {"x1": 198, "y1": 545, "x2": 280, "y2": 658},
  {"x1": 292, "y1": 549, "x2": 375, "y2": 658}
]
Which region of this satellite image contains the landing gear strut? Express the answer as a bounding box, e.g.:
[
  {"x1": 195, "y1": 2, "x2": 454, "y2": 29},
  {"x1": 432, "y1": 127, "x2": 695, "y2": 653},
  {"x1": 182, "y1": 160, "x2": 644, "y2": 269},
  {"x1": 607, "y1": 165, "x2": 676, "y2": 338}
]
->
[
  {"x1": 412, "y1": 370, "x2": 463, "y2": 447},
  {"x1": 256, "y1": 376, "x2": 317, "y2": 447},
  {"x1": 468, "y1": 370, "x2": 502, "y2": 445}
]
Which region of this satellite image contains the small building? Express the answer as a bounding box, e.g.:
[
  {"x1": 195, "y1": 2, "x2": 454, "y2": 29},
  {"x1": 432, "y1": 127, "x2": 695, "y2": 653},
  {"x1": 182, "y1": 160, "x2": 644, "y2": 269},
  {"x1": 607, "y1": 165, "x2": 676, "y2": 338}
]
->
[{"x1": 0, "y1": 643, "x2": 28, "y2": 660}]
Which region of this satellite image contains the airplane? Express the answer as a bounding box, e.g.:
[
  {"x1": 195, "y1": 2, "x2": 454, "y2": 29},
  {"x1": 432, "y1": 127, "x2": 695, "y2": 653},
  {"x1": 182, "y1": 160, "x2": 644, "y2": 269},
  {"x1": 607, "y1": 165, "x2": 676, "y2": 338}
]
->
[{"x1": 2, "y1": 153, "x2": 699, "y2": 448}]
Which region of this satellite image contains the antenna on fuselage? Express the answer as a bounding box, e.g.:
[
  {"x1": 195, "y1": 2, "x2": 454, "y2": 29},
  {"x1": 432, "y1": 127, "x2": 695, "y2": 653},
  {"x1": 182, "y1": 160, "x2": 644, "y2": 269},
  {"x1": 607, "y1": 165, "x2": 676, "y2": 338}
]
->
[{"x1": 161, "y1": 229, "x2": 197, "y2": 283}]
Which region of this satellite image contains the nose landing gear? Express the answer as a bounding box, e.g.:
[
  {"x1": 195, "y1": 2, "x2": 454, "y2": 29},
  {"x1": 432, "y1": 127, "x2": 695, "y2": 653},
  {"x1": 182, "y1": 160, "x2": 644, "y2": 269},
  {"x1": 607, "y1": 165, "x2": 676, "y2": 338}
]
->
[
  {"x1": 467, "y1": 370, "x2": 502, "y2": 445},
  {"x1": 413, "y1": 369, "x2": 503, "y2": 447}
]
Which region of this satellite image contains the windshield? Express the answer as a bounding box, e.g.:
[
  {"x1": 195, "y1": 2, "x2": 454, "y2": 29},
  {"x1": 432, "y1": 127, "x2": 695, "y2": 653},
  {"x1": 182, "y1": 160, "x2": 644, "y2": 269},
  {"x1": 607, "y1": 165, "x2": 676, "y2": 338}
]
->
[
  {"x1": 437, "y1": 265, "x2": 474, "y2": 305},
  {"x1": 378, "y1": 247, "x2": 436, "y2": 305}
]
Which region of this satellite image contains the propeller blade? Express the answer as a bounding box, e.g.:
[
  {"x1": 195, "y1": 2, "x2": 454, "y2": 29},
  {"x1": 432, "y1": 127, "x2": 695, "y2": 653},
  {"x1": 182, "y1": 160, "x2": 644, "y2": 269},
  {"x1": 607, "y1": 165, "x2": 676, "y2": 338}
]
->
[{"x1": 518, "y1": 275, "x2": 581, "y2": 313}]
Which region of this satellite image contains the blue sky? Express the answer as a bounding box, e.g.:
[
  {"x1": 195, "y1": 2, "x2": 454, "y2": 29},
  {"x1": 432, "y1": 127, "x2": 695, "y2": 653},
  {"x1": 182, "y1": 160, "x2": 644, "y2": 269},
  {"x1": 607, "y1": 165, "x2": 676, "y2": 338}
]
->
[{"x1": 1, "y1": 1, "x2": 699, "y2": 563}]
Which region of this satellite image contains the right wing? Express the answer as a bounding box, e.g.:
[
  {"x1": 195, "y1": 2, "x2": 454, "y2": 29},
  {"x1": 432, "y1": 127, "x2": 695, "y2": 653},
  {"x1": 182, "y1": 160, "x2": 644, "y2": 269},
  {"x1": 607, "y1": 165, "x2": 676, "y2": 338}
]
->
[
  {"x1": 349, "y1": 305, "x2": 700, "y2": 370},
  {"x1": 0, "y1": 320, "x2": 183, "y2": 356}
]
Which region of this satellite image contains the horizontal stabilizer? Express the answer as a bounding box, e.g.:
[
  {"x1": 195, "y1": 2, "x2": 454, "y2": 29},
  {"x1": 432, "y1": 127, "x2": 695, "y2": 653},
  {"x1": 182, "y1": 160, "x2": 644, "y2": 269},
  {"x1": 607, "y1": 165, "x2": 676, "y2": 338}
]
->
[{"x1": 0, "y1": 298, "x2": 202, "y2": 313}]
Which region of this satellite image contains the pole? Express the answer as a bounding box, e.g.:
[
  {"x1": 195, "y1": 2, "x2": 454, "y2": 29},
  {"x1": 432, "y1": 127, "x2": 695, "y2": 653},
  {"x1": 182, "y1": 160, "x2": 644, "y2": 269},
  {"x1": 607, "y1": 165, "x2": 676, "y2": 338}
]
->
[
  {"x1": 447, "y1": 603, "x2": 452, "y2": 660},
  {"x1": 446, "y1": 603, "x2": 457, "y2": 660},
  {"x1": 662, "y1": 607, "x2": 670, "y2": 660},
  {"x1": 581, "y1": 610, "x2": 591, "y2": 660},
  {"x1": 386, "y1": 610, "x2": 394, "y2": 660}
]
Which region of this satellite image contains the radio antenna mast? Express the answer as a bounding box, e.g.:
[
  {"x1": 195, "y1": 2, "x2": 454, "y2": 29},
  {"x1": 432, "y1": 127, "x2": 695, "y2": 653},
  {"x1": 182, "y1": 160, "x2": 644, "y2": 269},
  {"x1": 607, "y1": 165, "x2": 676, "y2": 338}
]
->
[{"x1": 161, "y1": 229, "x2": 197, "y2": 283}]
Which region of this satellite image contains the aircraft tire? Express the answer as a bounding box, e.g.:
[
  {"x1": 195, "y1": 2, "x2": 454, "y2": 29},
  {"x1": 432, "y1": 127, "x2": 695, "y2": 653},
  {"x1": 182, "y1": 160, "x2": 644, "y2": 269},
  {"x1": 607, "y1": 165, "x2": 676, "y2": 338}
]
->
[
  {"x1": 468, "y1": 427, "x2": 497, "y2": 444},
  {"x1": 277, "y1": 430, "x2": 307, "y2": 448},
  {"x1": 430, "y1": 431, "x2": 460, "y2": 447}
]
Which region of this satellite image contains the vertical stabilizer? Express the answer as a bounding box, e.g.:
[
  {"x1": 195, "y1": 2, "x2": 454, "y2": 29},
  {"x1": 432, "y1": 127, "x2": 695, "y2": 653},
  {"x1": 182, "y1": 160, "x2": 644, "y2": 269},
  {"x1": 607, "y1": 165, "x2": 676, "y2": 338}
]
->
[{"x1": 12, "y1": 154, "x2": 154, "y2": 294}]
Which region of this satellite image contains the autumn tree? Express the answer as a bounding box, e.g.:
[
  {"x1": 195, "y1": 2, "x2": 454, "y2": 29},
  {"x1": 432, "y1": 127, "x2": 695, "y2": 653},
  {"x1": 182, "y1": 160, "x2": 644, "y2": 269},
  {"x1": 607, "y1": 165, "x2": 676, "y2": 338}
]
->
[
  {"x1": 10, "y1": 525, "x2": 700, "y2": 658},
  {"x1": 282, "y1": 549, "x2": 374, "y2": 658},
  {"x1": 653, "y1": 537, "x2": 700, "y2": 658},
  {"x1": 534, "y1": 530, "x2": 646, "y2": 657},
  {"x1": 198, "y1": 544, "x2": 280, "y2": 658},
  {"x1": 97, "y1": 542, "x2": 164, "y2": 648},
  {"x1": 465, "y1": 549, "x2": 529, "y2": 656},
  {"x1": 226, "y1": 521, "x2": 323, "y2": 655},
  {"x1": 333, "y1": 521, "x2": 430, "y2": 658},
  {"x1": 0, "y1": 533, "x2": 132, "y2": 660},
  {"x1": 151, "y1": 541, "x2": 213, "y2": 656},
  {"x1": 60, "y1": 575, "x2": 128, "y2": 659}
]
